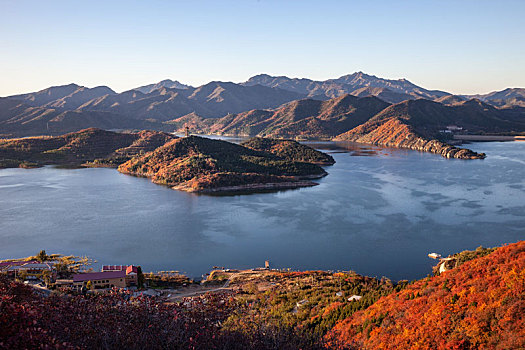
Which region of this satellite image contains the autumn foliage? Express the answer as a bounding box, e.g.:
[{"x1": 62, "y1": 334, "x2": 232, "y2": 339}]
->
[
  {"x1": 325, "y1": 241, "x2": 525, "y2": 349},
  {"x1": 1, "y1": 242, "x2": 523, "y2": 349},
  {"x1": 0, "y1": 277, "x2": 314, "y2": 349},
  {"x1": 0, "y1": 280, "x2": 239, "y2": 349}
]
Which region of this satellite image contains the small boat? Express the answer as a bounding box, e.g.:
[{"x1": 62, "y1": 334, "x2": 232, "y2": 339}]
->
[{"x1": 428, "y1": 253, "x2": 442, "y2": 259}]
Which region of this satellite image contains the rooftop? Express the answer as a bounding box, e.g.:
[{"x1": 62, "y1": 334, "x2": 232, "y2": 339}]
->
[
  {"x1": 126, "y1": 265, "x2": 138, "y2": 274},
  {"x1": 73, "y1": 270, "x2": 126, "y2": 282}
]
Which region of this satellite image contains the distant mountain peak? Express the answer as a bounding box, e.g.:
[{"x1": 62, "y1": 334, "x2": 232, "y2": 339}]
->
[
  {"x1": 62, "y1": 83, "x2": 81, "y2": 88},
  {"x1": 337, "y1": 71, "x2": 377, "y2": 80},
  {"x1": 249, "y1": 73, "x2": 273, "y2": 79},
  {"x1": 7, "y1": 83, "x2": 117, "y2": 110},
  {"x1": 459, "y1": 98, "x2": 493, "y2": 109},
  {"x1": 133, "y1": 79, "x2": 192, "y2": 94}
]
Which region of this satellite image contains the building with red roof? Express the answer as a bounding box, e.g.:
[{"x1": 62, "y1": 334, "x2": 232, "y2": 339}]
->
[
  {"x1": 72, "y1": 265, "x2": 140, "y2": 290},
  {"x1": 72, "y1": 270, "x2": 127, "y2": 290},
  {"x1": 126, "y1": 265, "x2": 138, "y2": 274}
]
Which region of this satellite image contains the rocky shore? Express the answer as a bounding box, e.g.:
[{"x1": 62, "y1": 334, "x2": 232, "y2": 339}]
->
[
  {"x1": 397, "y1": 135, "x2": 485, "y2": 159},
  {"x1": 335, "y1": 117, "x2": 486, "y2": 159}
]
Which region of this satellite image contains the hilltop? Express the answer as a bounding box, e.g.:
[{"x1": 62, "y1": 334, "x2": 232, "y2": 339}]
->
[
  {"x1": 7, "y1": 83, "x2": 116, "y2": 110},
  {"x1": 75, "y1": 83, "x2": 305, "y2": 121},
  {"x1": 118, "y1": 136, "x2": 331, "y2": 193},
  {"x1": 7, "y1": 81, "x2": 305, "y2": 122}
]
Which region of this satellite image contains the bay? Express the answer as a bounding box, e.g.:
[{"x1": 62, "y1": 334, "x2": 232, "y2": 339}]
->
[{"x1": 0, "y1": 141, "x2": 523, "y2": 280}]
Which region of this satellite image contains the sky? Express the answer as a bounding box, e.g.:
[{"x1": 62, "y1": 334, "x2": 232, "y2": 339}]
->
[{"x1": 1, "y1": 0, "x2": 524, "y2": 96}]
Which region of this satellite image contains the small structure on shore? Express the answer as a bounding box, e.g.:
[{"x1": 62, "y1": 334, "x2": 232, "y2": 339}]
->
[
  {"x1": 447, "y1": 125, "x2": 463, "y2": 132},
  {"x1": 348, "y1": 295, "x2": 362, "y2": 302},
  {"x1": 185, "y1": 126, "x2": 190, "y2": 137},
  {"x1": 428, "y1": 253, "x2": 442, "y2": 259},
  {"x1": 437, "y1": 257, "x2": 456, "y2": 274},
  {"x1": 265, "y1": 260, "x2": 270, "y2": 269}
]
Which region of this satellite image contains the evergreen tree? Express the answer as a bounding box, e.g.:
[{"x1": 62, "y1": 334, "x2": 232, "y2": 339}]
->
[
  {"x1": 137, "y1": 266, "x2": 145, "y2": 289},
  {"x1": 36, "y1": 250, "x2": 48, "y2": 262}
]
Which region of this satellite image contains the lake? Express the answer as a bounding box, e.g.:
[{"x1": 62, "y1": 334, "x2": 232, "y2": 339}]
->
[{"x1": 0, "y1": 141, "x2": 523, "y2": 281}]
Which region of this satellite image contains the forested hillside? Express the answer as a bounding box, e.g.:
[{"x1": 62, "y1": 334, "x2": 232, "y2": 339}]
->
[{"x1": 325, "y1": 241, "x2": 525, "y2": 349}]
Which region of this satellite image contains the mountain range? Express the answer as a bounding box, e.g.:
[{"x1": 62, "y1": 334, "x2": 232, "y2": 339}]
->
[
  {"x1": 1, "y1": 73, "x2": 524, "y2": 158},
  {"x1": 243, "y1": 72, "x2": 450, "y2": 102}
]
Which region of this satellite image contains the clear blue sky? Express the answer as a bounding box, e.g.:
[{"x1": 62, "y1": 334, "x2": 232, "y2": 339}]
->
[{"x1": 1, "y1": 0, "x2": 524, "y2": 96}]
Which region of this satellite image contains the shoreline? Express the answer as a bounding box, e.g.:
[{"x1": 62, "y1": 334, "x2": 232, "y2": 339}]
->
[
  {"x1": 181, "y1": 132, "x2": 525, "y2": 159},
  {"x1": 119, "y1": 168, "x2": 326, "y2": 194},
  {"x1": 175, "y1": 180, "x2": 320, "y2": 193}
]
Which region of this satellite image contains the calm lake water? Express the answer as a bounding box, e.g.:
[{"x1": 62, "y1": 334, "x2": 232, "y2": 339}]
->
[{"x1": 0, "y1": 141, "x2": 523, "y2": 281}]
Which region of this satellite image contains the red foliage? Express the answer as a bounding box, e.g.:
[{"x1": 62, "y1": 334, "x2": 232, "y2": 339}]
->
[
  {"x1": 0, "y1": 277, "x2": 319, "y2": 349},
  {"x1": 0, "y1": 278, "x2": 245, "y2": 349},
  {"x1": 325, "y1": 241, "x2": 525, "y2": 350}
]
